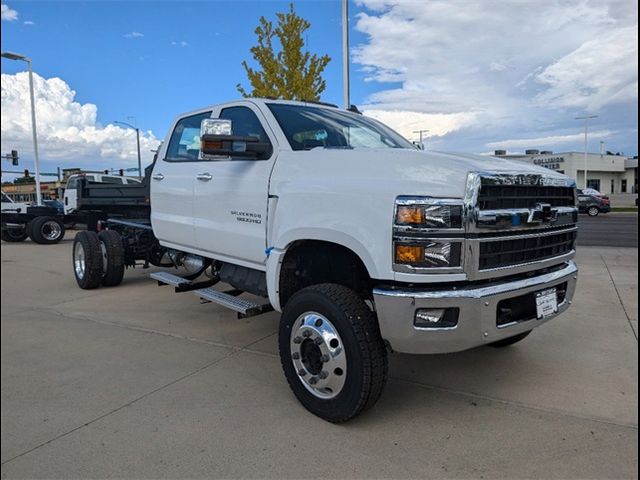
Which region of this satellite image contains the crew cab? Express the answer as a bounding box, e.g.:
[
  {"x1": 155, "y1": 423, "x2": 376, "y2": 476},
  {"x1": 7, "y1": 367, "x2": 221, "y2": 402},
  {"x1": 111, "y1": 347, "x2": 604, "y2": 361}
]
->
[{"x1": 71, "y1": 99, "x2": 579, "y2": 422}]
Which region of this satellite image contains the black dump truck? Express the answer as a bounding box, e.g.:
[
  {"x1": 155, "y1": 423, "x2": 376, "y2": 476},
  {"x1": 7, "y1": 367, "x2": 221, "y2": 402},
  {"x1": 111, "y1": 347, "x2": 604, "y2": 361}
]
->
[{"x1": 1, "y1": 165, "x2": 151, "y2": 244}]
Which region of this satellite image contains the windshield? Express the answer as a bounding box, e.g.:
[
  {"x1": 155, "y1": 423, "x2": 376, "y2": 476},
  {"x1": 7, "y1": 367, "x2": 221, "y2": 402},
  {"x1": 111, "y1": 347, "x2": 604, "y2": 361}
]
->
[{"x1": 267, "y1": 103, "x2": 414, "y2": 151}]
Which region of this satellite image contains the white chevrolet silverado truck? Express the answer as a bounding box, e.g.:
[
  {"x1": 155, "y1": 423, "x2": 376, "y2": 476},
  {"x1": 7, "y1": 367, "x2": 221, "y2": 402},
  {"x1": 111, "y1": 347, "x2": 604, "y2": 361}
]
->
[{"x1": 71, "y1": 99, "x2": 579, "y2": 422}]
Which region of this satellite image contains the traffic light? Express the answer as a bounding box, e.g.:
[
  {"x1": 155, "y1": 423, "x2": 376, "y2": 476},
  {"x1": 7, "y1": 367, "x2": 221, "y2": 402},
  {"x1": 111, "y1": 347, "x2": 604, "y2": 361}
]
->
[
  {"x1": 119, "y1": 169, "x2": 124, "y2": 176},
  {"x1": 24, "y1": 169, "x2": 30, "y2": 178},
  {"x1": 11, "y1": 150, "x2": 18, "y2": 166}
]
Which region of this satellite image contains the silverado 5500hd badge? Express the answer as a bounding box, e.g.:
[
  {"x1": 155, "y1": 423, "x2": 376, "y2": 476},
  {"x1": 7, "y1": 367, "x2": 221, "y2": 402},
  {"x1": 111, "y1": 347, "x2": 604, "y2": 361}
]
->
[{"x1": 231, "y1": 210, "x2": 262, "y2": 224}]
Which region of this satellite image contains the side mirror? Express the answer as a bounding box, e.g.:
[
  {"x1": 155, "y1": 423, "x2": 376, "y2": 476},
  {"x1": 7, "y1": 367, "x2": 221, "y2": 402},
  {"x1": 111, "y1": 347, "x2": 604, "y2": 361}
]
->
[{"x1": 200, "y1": 119, "x2": 272, "y2": 160}]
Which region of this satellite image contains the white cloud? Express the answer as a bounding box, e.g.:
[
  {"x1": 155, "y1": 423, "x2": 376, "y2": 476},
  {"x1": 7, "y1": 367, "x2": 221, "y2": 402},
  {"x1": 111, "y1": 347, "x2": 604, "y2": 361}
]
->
[
  {"x1": 171, "y1": 40, "x2": 190, "y2": 47},
  {"x1": 364, "y1": 109, "x2": 477, "y2": 140},
  {"x1": 23, "y1": 20, "x2": 34, "y2": 25},
  {"x1": 352, "y1": 0, "x2": 638, "y2": 154},
  {"x1": 1, "y1": 72, "x2": 160, "y2": 169},
  {"x1": 486, "y1": 130, "x2": 613, "y2": 150},
  {"x1": 535, "y1": 26, "x2": 638, "y2": 111},
  {"x1": 123, "y1": 31, "x2": 144, "y2": 38},
  {"x1": 1, "y1": 3, "x2": 18, "y2": 21}
]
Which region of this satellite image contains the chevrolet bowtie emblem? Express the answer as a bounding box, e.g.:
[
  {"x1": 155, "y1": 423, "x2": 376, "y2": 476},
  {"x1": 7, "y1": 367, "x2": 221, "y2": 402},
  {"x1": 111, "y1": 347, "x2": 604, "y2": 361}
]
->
[{"x1": 527, "y1": 203, "x2": 558, "y2": 225}]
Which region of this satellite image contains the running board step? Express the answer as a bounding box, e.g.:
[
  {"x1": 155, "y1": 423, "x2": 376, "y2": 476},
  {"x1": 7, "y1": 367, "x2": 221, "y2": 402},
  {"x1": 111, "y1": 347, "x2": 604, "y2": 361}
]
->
[
  {"x1": 194, "y1": 288, "x2": 274, "y2": 318},
  {"x1": 151, "y1": 271, "x2": 192, "y2": 287}
]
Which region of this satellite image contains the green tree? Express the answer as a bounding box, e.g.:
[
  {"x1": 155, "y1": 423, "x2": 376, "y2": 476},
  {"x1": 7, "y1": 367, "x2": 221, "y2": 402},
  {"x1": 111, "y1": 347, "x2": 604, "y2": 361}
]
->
[{"x1": 237, "y1": 3, "x2": 331, "y2": 101}]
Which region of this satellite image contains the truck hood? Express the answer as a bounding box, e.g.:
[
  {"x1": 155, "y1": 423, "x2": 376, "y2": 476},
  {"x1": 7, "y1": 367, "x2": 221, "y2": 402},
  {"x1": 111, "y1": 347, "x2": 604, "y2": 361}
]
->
[{"x1": 285, "y1": 148, "x2": 572, "y2": 199}]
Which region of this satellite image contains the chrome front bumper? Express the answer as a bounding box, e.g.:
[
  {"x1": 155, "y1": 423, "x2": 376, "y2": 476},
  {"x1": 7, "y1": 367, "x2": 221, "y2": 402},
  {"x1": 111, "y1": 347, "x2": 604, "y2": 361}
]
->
[{"x1": 373, "y1": 261, "x2": 578, "y2": 354}]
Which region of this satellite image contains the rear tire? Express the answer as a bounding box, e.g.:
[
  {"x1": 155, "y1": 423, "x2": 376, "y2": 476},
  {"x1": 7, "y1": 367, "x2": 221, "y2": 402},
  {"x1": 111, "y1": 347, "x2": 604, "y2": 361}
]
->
[
  {"x1": 1, "y1": 227, "x2": 28, "y2": 242},
  {"x1": 98, "y1": 230, "x2": 125, "y2": 287},
  {"x1": 73, "y1": 231, "x2": 103, "y2": 289},
  {"x1": 587, "y1": 206, "x2": 600, "y2": 217},
  {"x1": 488, "y1": 330, "x2": 532, "y2": 348},
  {"x1": 279, "y1": 283, "x2": 388, "y2": 423},
  {"x1": 28, "y1": 216, "x2": 65, "y2": 244}
]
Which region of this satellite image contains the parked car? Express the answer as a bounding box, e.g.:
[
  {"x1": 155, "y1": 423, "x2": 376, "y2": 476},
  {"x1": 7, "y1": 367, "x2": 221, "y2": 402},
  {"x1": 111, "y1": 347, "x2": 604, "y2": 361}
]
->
[
  {"x1": 578, "y1": 193, "x2": 611, "y2": 216},
  {"x1": 70, "y1": 98, "x2": 579, "y2": 422},
  {"x1": 578, "y1": 188, "x2": 610, "y2": 206},
  {"x1": 580, "y1": 187, "x2": 603, "y2": 197},
  {"x1": 43, "y1": 199, "x2": 65, "y2": 215}
]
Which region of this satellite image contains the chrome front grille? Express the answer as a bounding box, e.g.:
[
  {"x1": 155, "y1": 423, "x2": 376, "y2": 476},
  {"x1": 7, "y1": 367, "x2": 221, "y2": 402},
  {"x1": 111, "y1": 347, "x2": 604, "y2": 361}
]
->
[
  {"x1": 478, "y1": 184, "x2": 575, "y2": 210},
  {"x1": 463, "y1": 172, "x2": 578, "y2": 280},
  {"x1": 478, "y1": 228, "x2": 577, "y2": 270}
]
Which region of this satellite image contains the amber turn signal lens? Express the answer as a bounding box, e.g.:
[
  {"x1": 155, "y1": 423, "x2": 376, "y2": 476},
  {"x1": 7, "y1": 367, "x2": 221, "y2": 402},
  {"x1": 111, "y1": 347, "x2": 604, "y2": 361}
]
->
[
  {"x1": 396, "y1": 206, "x2": 425, "y2": 225},
  {"x1": 395, "y1": 245, "x2": 424, "y2": 264},
  {"x1": 201, "y1": 140, "x2": 223, "y2": 150}
]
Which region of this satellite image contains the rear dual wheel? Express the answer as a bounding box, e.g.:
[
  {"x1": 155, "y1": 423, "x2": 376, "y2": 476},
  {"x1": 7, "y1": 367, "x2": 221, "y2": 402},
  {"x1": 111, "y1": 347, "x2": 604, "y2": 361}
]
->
[{"x1": 73, "y1": 230, "x2": 125, "y2": 289}]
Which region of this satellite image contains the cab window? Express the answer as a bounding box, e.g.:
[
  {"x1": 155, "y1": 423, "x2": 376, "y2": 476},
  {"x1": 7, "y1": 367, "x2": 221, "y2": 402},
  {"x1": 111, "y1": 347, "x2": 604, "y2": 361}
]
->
[
  {"x1": 66, "y1": 177, "x2": 79, "y2": 189},
  {"x1": 165, "y1": 111, "x2": 212, "y2": 162}
]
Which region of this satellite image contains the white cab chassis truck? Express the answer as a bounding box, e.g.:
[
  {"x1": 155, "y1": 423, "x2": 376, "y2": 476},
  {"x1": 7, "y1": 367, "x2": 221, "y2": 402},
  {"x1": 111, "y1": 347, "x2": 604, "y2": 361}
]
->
[{"x1": 71, "y1": 99, "x2": 579, "y2": 422}]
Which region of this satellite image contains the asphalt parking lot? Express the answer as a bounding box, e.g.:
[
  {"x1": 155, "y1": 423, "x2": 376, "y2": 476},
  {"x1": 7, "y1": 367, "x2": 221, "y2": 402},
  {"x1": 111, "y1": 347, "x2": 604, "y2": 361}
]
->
[
  {"x1": 1, "y1": 234, "x2": 638, "y2": 479},
  {"x1": 579, "y1": 212, "x2": 638, "y2": 248}
]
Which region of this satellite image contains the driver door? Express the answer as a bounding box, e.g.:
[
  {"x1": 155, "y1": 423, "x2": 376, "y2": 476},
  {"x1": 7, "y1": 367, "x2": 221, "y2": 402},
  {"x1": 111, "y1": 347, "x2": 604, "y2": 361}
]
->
[{"x1": 193, "y1": 104, "x2": 276, "y2": 267}]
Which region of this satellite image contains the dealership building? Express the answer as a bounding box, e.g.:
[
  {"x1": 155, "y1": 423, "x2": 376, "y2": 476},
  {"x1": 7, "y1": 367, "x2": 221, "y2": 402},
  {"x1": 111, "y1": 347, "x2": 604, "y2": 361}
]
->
[{"x1": 494, "y1": 150, "x2": 638, "y2": 195}]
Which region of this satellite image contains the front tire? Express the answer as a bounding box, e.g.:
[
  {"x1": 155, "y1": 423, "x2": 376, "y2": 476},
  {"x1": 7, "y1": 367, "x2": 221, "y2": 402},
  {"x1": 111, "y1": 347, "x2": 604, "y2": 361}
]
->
[
  {"x1": 98, "y1": 230, "x2": 125, "y2": 286},
  {"x1": 1, "y1": 227, "x2": 28, "y2": 242},
  {"x1": 73, "y1": 231, "x2": 103, "y2": 289},
  {"x1": 279, "y1": 284, "x2": 388, "y2": 423},
  {"x1": 587, "y1": 206, "x2": 600, "y2": 217},
  {"x1": 28, "y1": 216, "x2": 65, "y2": 244}
]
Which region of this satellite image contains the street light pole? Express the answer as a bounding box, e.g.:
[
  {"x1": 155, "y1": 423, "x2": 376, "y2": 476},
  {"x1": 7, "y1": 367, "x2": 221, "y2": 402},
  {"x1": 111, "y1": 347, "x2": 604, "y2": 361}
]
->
[
  {"x1": 2, "y1": 51, "x2": 42, "y2": 205},
  {"x1": 342, "y1": 0, "x2": 350, "y2": 109},
  {"x1": 114, "y1": 120, "x2": 142, "y2": 178},
  {"x1": 575, "y1": 114, "x2": 598, "y2": 189}
]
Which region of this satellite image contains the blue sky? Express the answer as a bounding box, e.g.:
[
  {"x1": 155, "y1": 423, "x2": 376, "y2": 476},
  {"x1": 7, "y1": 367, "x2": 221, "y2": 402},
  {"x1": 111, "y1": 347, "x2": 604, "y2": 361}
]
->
[
  {"x1": 1, "y1": 1, "x2": 359, "y2": 136},
  {"x1": 1, "y1": 1, "x2": 638, "y2": 177}
]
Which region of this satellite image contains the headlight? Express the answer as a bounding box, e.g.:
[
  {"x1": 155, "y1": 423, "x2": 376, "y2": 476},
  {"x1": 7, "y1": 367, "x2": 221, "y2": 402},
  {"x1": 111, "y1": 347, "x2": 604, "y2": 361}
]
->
[
  {"x1": 394, "y1": 241, "x2": 462, "y2": 268},
  {"x1": 395, "y1": 200, "x2": 462, "y2": 229}
]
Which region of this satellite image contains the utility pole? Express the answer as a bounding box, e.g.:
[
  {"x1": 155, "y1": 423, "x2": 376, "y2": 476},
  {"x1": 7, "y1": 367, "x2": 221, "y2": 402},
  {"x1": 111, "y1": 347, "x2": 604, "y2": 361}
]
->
[
  {"x1": 413, "y1": 129, "x2": 430, "y2": 149},
  {"x1": 575, "y1": 115, "x2": 598, "y2": 189},
  {"x1": 342, "y1": 0, "x2": 350, "y2": 109}
]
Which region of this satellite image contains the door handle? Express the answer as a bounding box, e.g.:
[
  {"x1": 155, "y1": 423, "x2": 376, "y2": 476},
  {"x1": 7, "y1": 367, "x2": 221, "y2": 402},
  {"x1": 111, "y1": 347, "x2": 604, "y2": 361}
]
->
[
  {"x1": 196, "y1": 172, "x2": 213, "y2": 181},
  {"x1": 152, "y1": 173, "x2": 165, "y2": 181}
]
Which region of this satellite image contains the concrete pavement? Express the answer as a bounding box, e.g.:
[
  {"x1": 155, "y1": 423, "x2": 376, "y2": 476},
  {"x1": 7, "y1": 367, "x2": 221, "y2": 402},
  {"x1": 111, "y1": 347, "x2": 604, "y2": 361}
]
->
[{"x1": 1, "y1": 235, "x2": 638, "y2": 479}]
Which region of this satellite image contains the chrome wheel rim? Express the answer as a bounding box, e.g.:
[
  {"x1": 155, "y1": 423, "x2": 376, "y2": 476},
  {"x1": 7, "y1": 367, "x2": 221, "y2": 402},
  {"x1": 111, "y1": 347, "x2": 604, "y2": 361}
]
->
[
  {"x1": 74, "y1": 243, "x2": 86, "y2": 279},
  {"x1": 588, "y1": 207, "x2": 598, "y2": 216},
  {"x1": 42, "y1": 221, "x2": 62, "y2": 241},
  {"x1": 290, "y1": 312, "x2": 347, "y2": 399}
]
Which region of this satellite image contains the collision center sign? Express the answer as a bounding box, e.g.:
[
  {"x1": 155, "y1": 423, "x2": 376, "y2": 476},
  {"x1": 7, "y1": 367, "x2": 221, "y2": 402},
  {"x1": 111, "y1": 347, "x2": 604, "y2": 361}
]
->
[{"x1": 533, "y1": 156, "x2": 565, "y2": 170}]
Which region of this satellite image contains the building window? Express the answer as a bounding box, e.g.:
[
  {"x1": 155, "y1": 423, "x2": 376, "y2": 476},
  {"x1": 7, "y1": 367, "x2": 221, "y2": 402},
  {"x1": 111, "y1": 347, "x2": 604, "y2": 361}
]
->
[
  {"x1": 611, "y1": 179, "x2": 615, "y2": 194},
  {"x1": 587, "y1": 179, "x2": 600, "y2": 191},
  {"x1": 621, "y1": 179, "x2": 627, "y2": 193}
]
